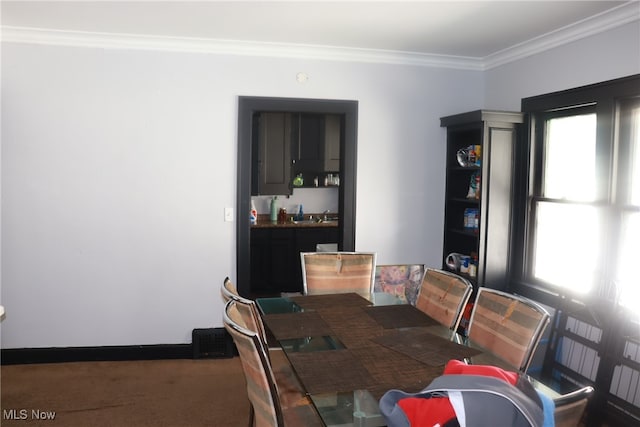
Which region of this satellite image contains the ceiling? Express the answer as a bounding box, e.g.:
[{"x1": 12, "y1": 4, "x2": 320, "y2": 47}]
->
[{"x1": 1, "y1": 1, "x2": 638, "y2": 67}]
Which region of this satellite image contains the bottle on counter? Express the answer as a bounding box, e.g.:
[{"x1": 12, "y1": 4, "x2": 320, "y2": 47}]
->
[
  {"x1": 296, "y1": 204, "x2": 304, "y2": 221},
  {"x1": 250, "y1": 199, "x2": 257, "y2": 225},
  {"x1": 278, "y1": 208, "x2": 287, "y2": 224},
  {"x1": 270, "y1": 196, "x2": 278, "y2": 223}
]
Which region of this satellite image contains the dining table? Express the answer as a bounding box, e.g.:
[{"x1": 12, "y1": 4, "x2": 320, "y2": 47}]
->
[{"x1": 256, "y1": 292, "x2": 491, "y2": 427}]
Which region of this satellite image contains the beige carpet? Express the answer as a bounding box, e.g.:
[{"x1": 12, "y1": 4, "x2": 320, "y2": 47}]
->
[{"x1": 1, "y1": 358, "x2": 250, "y2": 427}]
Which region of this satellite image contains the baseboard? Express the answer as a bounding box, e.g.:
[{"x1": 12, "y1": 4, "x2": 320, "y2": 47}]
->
[
  {"x1": 1, "y1": 344, "x2": 194, "y2": 365},
  {"x1": 1, "y1": 328, "x2": 238, "y2": 365}
]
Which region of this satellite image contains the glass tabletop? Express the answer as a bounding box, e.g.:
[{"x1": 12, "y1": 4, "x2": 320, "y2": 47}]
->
[
  {"x1": 310, "y1": 390, "x2": 385, "y2": 427},
  {"x1": 257, "y1": 293, "x2": 405, "y2": 354},
  {"x1": 256, "y1": 293, "x2": 559, "y2": 427},
  {"x1": 279, "y1": 335, "x2": 346, "y2": 353},
  {"x1": 256, "y1": 293, "x2": 449, "y2": 427},
  {"x1": 256, "y1": 296, "x2": 305, "y2": 315},
  {"x1": 257, "y1": 291, "x2": 403, "y2": 315}
]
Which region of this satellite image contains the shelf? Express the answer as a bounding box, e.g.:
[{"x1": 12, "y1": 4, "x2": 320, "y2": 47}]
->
[
  {"x1": 292, "y1": 184, "x2": 339, "y2": 189},
  {"x1": 448, "y1": 228, "x2": 480, "y2": 238},
  {"x1": 441, "y1": 110, "x2": 523, "y2": 290},
  {"x1": 451, "y1": 166, "x2": 481, "y2": 172},
  {"x1": 449, "y1": 197, "x2": 480, "y2": 205},
  {"x1": 291, "y1": 171, "x2": 340, "y2": 189},
  {"x1": 444, "y1": 266, "x2": 478, "y2": 285}
]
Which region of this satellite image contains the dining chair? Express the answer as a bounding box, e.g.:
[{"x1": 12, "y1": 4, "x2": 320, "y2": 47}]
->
[
  {"x1": 223, "y1": 300, "x2": 323, "y2": 427},
  {"x1": 221, "y1": 278, "x2": 306, "y2": 395},
  {"x1": 300, "y1": 252, "x2": 376, "y2": 296},
  {"x1": 221, "y1": 277, "x2": 240, "y2": 303},
  {"x1": 415, "y1": 268, "x2": 473, "y2": 333},
  {"x1": 222, "y1": 276, "x2": 300, "y2": 366},
  {"x1": 553, "y1": 385, "x2": 594, "y2": 427},
  {"x1": 466, "y1": 287, "x2": 550, "y2": 372},
  {"x1": 374, "y1": 264, "x2": 425, "y2": 305},
  {"x1": 221, "y1": 277, "x2": 269, "y2": 345}
]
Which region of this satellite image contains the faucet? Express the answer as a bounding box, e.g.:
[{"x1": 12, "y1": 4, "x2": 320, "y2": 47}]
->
[{"x1": 323, "y1": 210, "x2": 330, "y2": 221}]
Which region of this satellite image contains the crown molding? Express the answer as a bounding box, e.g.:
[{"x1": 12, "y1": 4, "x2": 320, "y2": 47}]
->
[
  {"x1": 1, "y1": 2, "x2": 637, "y2": 71},
  {"x1": 0, "y1": 26, "x2": 484, "y2": 70},
  {"x1": 483, "y1": 1, "x2": 640, "y2": 70}
]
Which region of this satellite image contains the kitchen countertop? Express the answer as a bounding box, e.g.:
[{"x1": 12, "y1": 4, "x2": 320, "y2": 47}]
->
[
  {"x1": 252, "y1": 214, "x2": 338, "y2": 228},
  {"x1": 252, "y1": 221, "x2": 338, "y2": 229}
]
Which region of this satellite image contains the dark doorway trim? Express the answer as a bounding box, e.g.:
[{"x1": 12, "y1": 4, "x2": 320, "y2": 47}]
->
[{"x1": 236, "y1": 97, "x2": 358, "y2": 297}]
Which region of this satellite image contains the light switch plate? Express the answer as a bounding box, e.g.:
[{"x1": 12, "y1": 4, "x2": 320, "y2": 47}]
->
[{"x1": 224, "y1": 207, "x2": 234, "y2": 222}]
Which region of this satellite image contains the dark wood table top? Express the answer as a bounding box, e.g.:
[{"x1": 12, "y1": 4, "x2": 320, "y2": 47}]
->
[{"x1": 257, "y1": 292, "x2": 482, "y2": 426}]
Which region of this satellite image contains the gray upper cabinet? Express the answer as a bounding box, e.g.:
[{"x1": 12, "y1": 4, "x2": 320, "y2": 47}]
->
[
  {"x1": 252, "y1": 112, "x2": 292, "y2": 196},
  {"x1": 292, "y1": 113, "x2": 341, "y2": 175},
  {"x1": 323, "y1": 114, "x2": 341, "y2": 172},
  {"x1": 252, "y1": 112, "x2": 342, "y2": 195},
  {"x1": 293, "y1": 113, "x2": 324, "y2": 173}
]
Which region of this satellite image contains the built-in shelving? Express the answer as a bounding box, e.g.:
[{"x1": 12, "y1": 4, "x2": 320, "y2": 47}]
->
[{"x1": 440, "y1": 110, "x2": 523, "y2": 291}]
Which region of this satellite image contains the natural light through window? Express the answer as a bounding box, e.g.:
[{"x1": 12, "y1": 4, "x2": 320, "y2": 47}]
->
[
  {"x1": 533, "y1": 113, "x2": 598, "y2": 293},
  {"x1": 533, "y1": 202, "x2": 599, "y2": 293},
  {"x1": 544, "y1": 114, "x2": 597, "y2": 201},
  {"x1": 617, "y1": 213, "x2": 640, "y2": 308},
  {"x1": 630, "y1": 106, "x2": 640, "y2": 205},
  {"x1": 617, "y1": 105, "x2": 640, "y2": 309}
]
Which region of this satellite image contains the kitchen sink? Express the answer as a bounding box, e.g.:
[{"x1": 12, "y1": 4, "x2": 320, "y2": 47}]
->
[{"x1": 292, "y1": 219, "x2": 338, "y2": 225}]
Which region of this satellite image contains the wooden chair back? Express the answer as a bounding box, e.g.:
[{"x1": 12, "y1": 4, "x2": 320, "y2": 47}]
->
[
  {"x1": 220, "y1": 277, "x2": 239, "y2": 303},
  {"x1": 467, "y1": 288, "x2": 550, "y2": 372},
  {"x1": 415, "y1": 268, "x2": 473, "y2": 331},
  {"x1": 223, "y1": 300, "x2": 283, "y2": 427},
  {"x1": 300, "y1": 252, "x2": 376, "y2": 297},
  {"x1": 221, "y1": 277, "x2": 269, "y2": 346}
]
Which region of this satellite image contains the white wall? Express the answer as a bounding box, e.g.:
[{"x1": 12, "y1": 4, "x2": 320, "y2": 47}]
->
[
  {"x1": 3, "y1": 19, "x2": 637, "y2": 349},
  {"x1": 485, "y1": 21, "x2": 640, "y2": 110},
  {"x1": 1, "y1": 43, "x2": 481, "y2": 348}
]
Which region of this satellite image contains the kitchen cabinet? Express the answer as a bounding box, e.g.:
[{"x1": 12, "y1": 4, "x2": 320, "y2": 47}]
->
[
  {"x1": 252, "y1": 112, "x2": 342, "y2": 194},
  {"x1": 293, "y1": 113, "x2": 324, "y2": 172},
  {"x1": 249, "y1": 228, "x2": 280, "y2": 293},
  {"x1": 291, "y1": 113, "x2": 342, "y2": 187},
  {"x1": 252, "y1": 112, "x2": 292, "y2": 196},
  {"x1": 323, "y1": 114, "x2": 341, "y2": 172},
  {"x1": 250, "y1": 226, "x2": 339, "y2": 295},
  {"x1": 440, "y1": 110, "x2": 523, "y2": 291}
]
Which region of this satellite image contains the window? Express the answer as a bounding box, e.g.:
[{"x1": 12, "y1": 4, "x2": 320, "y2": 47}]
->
[
  {"x1": 522, "y1": 76, "x2": 640, "y2": 312},
  {"x1": 615, "y1": 99, "x2": 640, "y2": 309},
  {"x1": 520, "y1": 75, "x2": 640, "y2": 427},
  {"x1": 532, "y1": 111, "x2": 599, "y2": 294}
]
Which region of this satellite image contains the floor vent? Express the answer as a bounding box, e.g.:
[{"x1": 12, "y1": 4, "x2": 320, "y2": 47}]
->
[{"x1": 192, "y1": 328, "x2": 235, "y2": 359}]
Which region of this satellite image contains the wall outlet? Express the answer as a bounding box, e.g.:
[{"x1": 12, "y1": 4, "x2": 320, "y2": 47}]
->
[{"x1": 224, "y1": 207, "x2": 234, "y2": 222}]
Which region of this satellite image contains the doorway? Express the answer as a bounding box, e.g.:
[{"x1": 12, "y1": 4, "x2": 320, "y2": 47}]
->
[{"x1": 236, "y1": 97, "x2": 358, "y2": 297}]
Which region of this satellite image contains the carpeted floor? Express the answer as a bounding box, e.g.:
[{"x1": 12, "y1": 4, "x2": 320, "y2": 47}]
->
[{"x1": 1, "y1": 358, "x2": 250, "y2": 427}]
